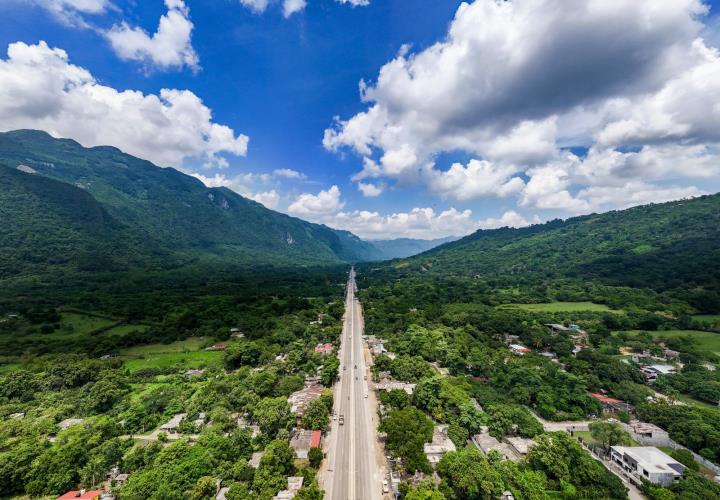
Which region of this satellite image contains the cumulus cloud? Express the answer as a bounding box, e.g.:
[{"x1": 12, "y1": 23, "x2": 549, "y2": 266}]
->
[
  {"x1": 190, "y1": 172, "x2": 280, "y2": 209},
  {"x1": 288, "y1": 185, "x2": 345, "y2": 218},
  {"x1": 477, "y1": 210, "x2": 533, "y2": 230},
  {"x1": 325, "y1": 0, "x2": 717, "y2": 213},
  {"x1": 32, "y1": 0, "x2": 110, "y2": 25},
  {"x1": 357, "y1": 181, "x2": 383, "y2": 197},
  {"x1": 0, "y1": 41, "x2": 247, "y2": 168},
  {"x1": 273, "y1": 168, "x2": 307, "y2": 179},
  {"x1": 239, "y1": 0, "x2": 270, "y2": 13},
  {"x1": 330, "y1": 207, "x2": 476, "y2": 240},
  {"x1": 239, "y1": 0, "x2": 368, "y2": 16},
  {"x1": 282, "y1": 0, "x2": 306, "y2": 17},
  {"x1": 106, "y1": 0, "x2": 199, "y2": 71}
]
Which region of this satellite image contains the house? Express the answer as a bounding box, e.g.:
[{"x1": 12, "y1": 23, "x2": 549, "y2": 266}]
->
[
  {"x1": 184, "y1": 369, "x2": 205, "y2": 378},
  {"x1": 626, "y1": 421, "x2": 670, "y2": 446},
  {"x1": 504, "y1": 436, "x2": 536, "y2": 457},
  {"x1": 160, "y1": 413, "x2": 187, "y2": 434},
  {"x1": 249, "y1": 451, "x2": 264, "y2": 468},
  {"x1": 509, "y1": 344, "x2": 531, "y2": 355},
  {"x1": 663, "y1": 349, "x2": 680, "y2": 361},
  {"x1": 424, "y1": 425, "x2": 456, "y2": 467},
  {"x1": 572, "y1": 344, "x2": 588, "y2": 356},
  {"x1": 9, "y1": 412, "x2": 25, "y2": 420},
  {"x1": 472, "y1": 427, "x2": 517, "y2": 461},
  {"x1": 310, "y1": 430, "x2": 322, "y2": 449},
  {"x1": 273, "y1": 476, "x2": 304, "y2": 499},
  {"x1": 590, "y1": 393, "x2": 634, "y2": 413},
  {"x1": 289, "y1": 429, "x2": 314, "y2": 459},
  {"x1": 275, "y1": 353, "x2": 288, "y2": 362},
  {"x1": 641, "y1": 365, "x2": 676, "y2": 382},
  {"x1": 237, "y1": 416, "x2": 260, "y2": 437},
  {"x1": 193, "y1": 412, "x2": 208, "y2": 428},
  {"x1": 314, "y1": 343, "x2": 333, "y2": 355},
  {"x1": 206, "y1": 343, "x2": 227, "y2": 351},
  {"x1": 375, "y1": 373, "x2": 416, "y2": 395},
  {"x1": 58, "y1": 418, "x2": 83, "y2": 430},
  {"x1": 546, "y1": 323, "x2": 571, "y2": 334},
  {"x1": 288, "y1": 384, "x2": 324, "y2": 416},
  {"x1": 501, "y1": 492, "x2": 515, "y2": 500},
  {"x1": 610, "y1": 446, "x2": 685, "y2": 486},
  {"x1": 57, "y1": 490, "x2": 104, "y2": 500}
]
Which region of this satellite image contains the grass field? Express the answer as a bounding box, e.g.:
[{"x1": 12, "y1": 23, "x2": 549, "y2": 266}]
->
[
  {"x1": 617, "y1": 329, "x2": 720, "y2": 355},
  {"x1": 60, "y1": 312, "x2": 117, "y2": 334},
  {"x1": 500, "y1": 302, "x2": 619, "y2": 313},
  {"x1": 574, "y1": 430, "x2": 639, "y2": 447},
  {"x1": 119, "y1": 337, "x2": 223, "y2": 372}
]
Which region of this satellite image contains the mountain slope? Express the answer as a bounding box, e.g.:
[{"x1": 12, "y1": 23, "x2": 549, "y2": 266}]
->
[
  {"x1": 0, "y1": 163, "x2": 169, "y2": 278},
  {"x1": 392, "y1": 194, "x2": 720, "y2": 296},
  {"x1": 0, "y1": 130, "x2": 383, "y2": 268},
  {"x1": 369, "y1": 236, "x2": 458, "y2": 259}
]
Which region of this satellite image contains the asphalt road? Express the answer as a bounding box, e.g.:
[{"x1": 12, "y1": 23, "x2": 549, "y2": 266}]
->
[{"x1": 325, "y1": 268, "x2": 381, "y2": 500}]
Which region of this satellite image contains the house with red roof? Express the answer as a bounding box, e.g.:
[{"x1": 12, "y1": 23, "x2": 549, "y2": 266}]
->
[
  {"x1": 310, "y1": 430, "x2": 322, "y2": 449},
  {"x1": 590, "y1": 393, "x2": 634, "y2": 413},
  {"x1": 314, "y1": 343, "x2": 333, "y2": 355},
  {"x1": 57, "y1": 489, "x2": 104, "y2": 500}
]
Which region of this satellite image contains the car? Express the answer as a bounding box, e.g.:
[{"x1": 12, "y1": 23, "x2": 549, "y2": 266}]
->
[
  {"x1": 339, "y1": 415, "x2": 345, "y2": 425},
  {"x1": 382, "y1": 480, "x2": 389, "y2": 494},
  {"x1": 364, "y1": 394, "x2": 368, "y2": 398},
  {"x1": 363, "y1": 375, "x2": 367, "y2": 380},
  {"x1": 333, "y1": 415, "x2": 337, "y2": 420}
]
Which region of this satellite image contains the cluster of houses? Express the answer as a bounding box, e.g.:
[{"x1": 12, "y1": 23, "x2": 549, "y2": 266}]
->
[
  {"x1": 287, "y1": 376, "x2": 325, "y2": 416},
  {"x1": 313, "y1": 343, "x2": 334, "y2": 356},
  {"x1": 365, "y1": 335, "x2": 397, "y2": 360}
]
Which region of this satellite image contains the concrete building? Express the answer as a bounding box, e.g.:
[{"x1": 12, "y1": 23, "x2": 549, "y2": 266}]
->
[
  {"x1": 424, "y1": 425, "x2": 456, "y2": 467},
  {"x1": 611, "y1": 446, "x2": 685, "y2": 486},
  {"x1": 289, "y1": 429, "x2": 314, "y2": 459},
  {"x1": 509, "y1": 344, "x2": 531, "y2": 355},
  {"x1": 159, "y1": 413, "x2": 187, "y2": 434},
  {"x1": 626, "y1": 421, "x2": 670, "y2": 446},
  {"x1": 273, "y1": 476, "x2": 304, "y2": 499},
  {"x1": 504, "y1": 436, "x2": 537, "y2": 458},
  {"x1": 288, "y1": 384, "x2": 324, "y2": 416},
  {"x1": 472, "y1": 427, "x2": 517, "y2": 461}
]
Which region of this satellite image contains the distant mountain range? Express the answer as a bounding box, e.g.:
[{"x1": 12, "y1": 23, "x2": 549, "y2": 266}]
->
[
  {"x1": 369, "y1": 236, "x2": 458, "y2": 260},
  {"x1": 0, "y1": 130, "x2": 456, "y2": 282}
]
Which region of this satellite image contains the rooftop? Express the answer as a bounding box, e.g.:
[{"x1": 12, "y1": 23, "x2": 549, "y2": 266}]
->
[
  {"x1": 57, "y1": 490, "x2": 104, "y2": 500},
  {"x1": 611, "y1": 446, "x2": 685, "y2": 475}
]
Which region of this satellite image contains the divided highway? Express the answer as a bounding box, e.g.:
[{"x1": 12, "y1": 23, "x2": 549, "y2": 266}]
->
[{"x1": 324, "y1": 268, "x2": 382, "y2": 500}]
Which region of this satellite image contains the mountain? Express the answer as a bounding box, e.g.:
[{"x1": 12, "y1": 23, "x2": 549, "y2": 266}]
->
[
  {"x1": 383, "y1": 194, "x2": 720, "y2": 306},
  {"x1": 369, "y1": 236, "x2": 458, "y2": 259},
  {"x1": 0, "y1": 130, "x2": 383, "y2": 280}
]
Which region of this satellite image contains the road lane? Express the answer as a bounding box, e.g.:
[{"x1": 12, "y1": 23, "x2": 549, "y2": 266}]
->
[{"x1": 326, "y1": 267, "x2": 381, "y2": 500}]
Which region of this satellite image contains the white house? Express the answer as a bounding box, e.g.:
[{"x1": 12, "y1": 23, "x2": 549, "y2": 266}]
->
[{"x1": 610, "y1": 446, "x2": 685, "y2": 486}]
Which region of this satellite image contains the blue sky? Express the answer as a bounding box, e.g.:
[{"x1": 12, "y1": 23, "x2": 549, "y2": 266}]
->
[{"x1": 1, "y1": 0, "x2": 719, "y2": 239}]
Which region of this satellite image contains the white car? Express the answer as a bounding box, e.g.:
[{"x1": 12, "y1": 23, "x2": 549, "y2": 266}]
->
[{"x1": 364, "y1": 394, "x2": 368, "y2": 398}]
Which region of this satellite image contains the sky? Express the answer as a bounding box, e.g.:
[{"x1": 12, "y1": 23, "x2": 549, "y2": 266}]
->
[{"x1": 1, "y1": 0, "x2": 720, "y2": 240}]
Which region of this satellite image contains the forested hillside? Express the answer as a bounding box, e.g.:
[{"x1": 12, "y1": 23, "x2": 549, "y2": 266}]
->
[
  {"x1": 379, "y1": 194, "x2": 720, "y2": 313},
  {"x1": 0, "y1": 130, "x2": 384, "y2": 282}
]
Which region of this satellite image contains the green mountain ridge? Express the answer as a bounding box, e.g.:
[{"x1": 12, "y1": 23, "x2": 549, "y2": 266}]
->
[
  {"x1": 369, "y1": 236, "x2": 459, "y2": 259},
  {"x1": 378, "y1": 193, "x2": 720, "y2": 311},
  {"x1": 0, "y1": 130, "x2": 385, "y2": 280}
]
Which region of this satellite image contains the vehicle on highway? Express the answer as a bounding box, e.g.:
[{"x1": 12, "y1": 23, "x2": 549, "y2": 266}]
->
[
  {"x1": 363, "y1": 375, "x2": 367, "y2": 380},
  {"x1": 354, "y1": 364, "x2": 357, "y2": 369},
  {"x1": 382, "y1": 480, "x2": 389, "y2": 494},
  {"x1": 364, "y1": 394, "x2": 368, "y2": 398},
  {"x1": 339, "y1": 415, "x2": 344, "y2": 425}
]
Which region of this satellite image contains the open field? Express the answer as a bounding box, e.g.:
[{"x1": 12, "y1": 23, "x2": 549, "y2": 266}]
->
[
  {"x1": 119, "y1": 337, "x2": 223, "y2": 372},
  {"x1": 617, "y1": 329, "x2": 720, "y2": 356},
  {"x1": 499, "y1": 301, "x2": 619, "y2": 313},
  {"x1": 60, "y1": 311, "x2": 117, "y2": 334}
]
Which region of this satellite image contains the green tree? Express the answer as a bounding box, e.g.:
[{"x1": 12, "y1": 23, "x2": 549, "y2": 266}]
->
[
  {"x1": 301, "y1": 399, "x2": 330, "y2": 430},
  {"x1": 252, "y1": 397, "x2": 292, "y2": 437},
  {"x1": 436, "y1": 447, "x2": 504, "y2": 500},
  {"x1": 308, "y1": 447, "x2": 324, "y2": 468},
  {"x1": 380, "y1": 407, "x2": 433, "y2": 473},
  {"x1": 589, "y1": 421, "x2": 633, "y2": 454}
]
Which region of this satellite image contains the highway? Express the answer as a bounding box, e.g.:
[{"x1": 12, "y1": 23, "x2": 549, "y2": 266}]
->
[{"x1": 324, "y1": 267, "x2": 382, "y2": 500}]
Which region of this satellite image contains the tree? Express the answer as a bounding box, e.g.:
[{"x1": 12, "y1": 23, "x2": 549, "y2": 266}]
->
[
  {"x1": 380, "y1": 407, "x2": 433, "y2": 473},
  {"x1": 301, "y1": 399, "x2": 330, "y2": 430},
  {"x1": 436, "y1": 448, "x2": 504, "y2": 500},
  {"x1": 252, "y1": 397, "x2": 292, "y2": 437},
  {"x1": 589, "y1": 421, "x2": 633, "y2": 454},
  {"x1": 190, "y1": 476, "x2": 217, "y2": 500},
  {"x1": 308, "y1": 447, "x2": 324, "y2": 468}
]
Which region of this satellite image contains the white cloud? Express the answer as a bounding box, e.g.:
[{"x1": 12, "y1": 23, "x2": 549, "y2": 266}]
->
[
  {"x1": 326, "y1": 0, "x2": 717, "y2": 214},
  {"x1": 106, "y1": 0, "x2": 199, "y2": 71},
  {"x1": 357, "y1": 181, "x2": 383, "y2": 197},
  {"x1": 0, "y1": 41, "x2": 247, "y2": 168},
  {"x1": 190, "y1": 172, "x2": 280, "y2": 209},
  {"x1": 32, "y1": 0, "x2": 110, "y2": 25},
  {"x1": 427, "y1": 159, "x2": 524, "y2": 201},
  {"x1": 239, "y1": 0, "x2": 270, "y2": 13},
  {"x1": 273, "y1": 168, "x2": 307, "y2": 179},
  {"x1": 283, "y1": 0, "x2": 306, "y2": 17},
  {"x1": 336, "y1": 0, "x2": 369, "y2": 5},
  {"x1": 239, "y1": 0, "x2": 368, "y2": 16},
  {"x1": 330, "y1": 207, "x2": 476, "y2": 240},
  {"x1": 477, "y1": 210, "x2": 533, "y2": 230},
  {"x1": 288, "y1": 185, "x2": 345, "y2": 218}
]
